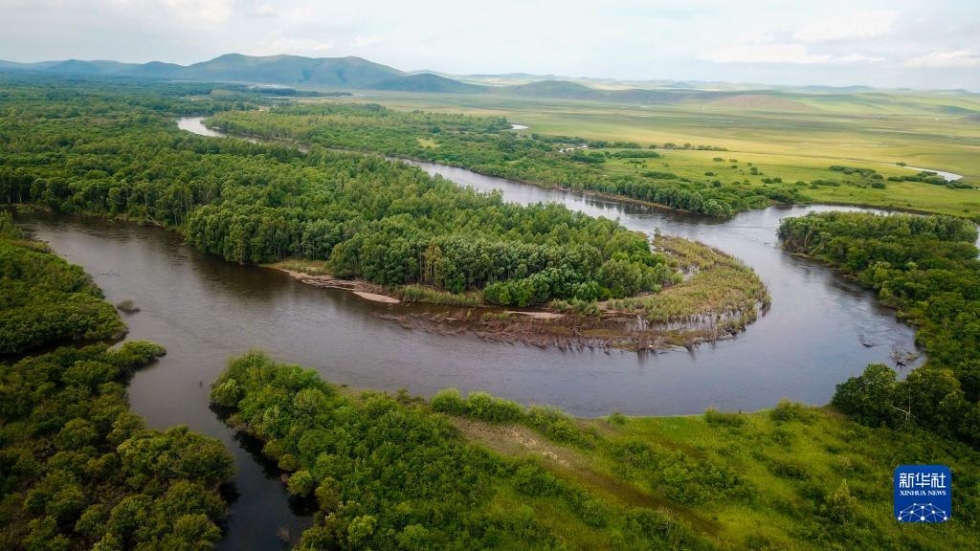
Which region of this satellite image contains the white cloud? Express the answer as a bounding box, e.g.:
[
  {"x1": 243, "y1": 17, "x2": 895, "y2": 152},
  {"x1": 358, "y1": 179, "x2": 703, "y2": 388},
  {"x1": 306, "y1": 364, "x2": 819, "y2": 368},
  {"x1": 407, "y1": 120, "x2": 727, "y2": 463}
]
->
[
  {"x1": 702, "y1": 44, "x2": 881, "y2": 65},
  {"x1": 251, "y1": 35, "x2": 335, "y2": 56},
  {"x1": 793, "y1": 10, "x2": 897, "y2": 42},
  {"x1": 904, "y1": 50, "x2": 980, "y2": 68},
  {"x1": 250, "y1": 3, "x2": 277, "y2": 17},
  {"x1": 836, "y1": 53, "x2": 884, "y2": 63},
  {"x1": 161, "y1": 0, "x2": 235, "y2": 23},
  {"x1": 353, "y1": 35, "x2": 382, "y2": 49}
]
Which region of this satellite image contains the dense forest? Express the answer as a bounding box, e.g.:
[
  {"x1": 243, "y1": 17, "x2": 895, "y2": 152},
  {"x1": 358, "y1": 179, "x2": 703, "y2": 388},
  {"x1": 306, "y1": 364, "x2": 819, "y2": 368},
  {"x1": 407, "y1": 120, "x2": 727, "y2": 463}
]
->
[
  {"x1": 212, "y1": 351, "x2": 980, "y2": 550},
  {"x1": 206, "y1": 104, "x2": 804, "y2": 217},
  {"x1": 211, "y1": 351, "x2": 717, "y2": 550},
  {"x1": 0, "y1": 79, "x2": 683, "y2": 306},
  {"x1": 0, "y1": 213, "x2": 125, "y2": 354},
  {"x1": 0, "y1": 211, "x2": 234, "y2": 550},
  {"x1": 779, "y1": 212, "x2": 980, "y2": 445}
]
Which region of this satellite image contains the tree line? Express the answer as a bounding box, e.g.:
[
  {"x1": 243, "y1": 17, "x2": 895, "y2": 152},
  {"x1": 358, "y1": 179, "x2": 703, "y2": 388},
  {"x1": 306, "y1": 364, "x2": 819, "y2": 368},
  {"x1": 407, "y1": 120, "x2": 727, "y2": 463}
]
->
[
  {"x1": 779, "y1": 211, "x2": 980, "y2": 446},
  {"x1": 0, "y1": 212, "x2": 126, "y2": 354},
  {"x1": 206, "y1": 103, "x2": 804, "y2": 218}
]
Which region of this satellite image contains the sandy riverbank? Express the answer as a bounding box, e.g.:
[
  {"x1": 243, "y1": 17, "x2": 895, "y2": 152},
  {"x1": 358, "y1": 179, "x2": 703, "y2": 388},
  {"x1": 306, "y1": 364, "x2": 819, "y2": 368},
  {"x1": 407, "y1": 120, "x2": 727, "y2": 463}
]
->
[{"x1": 275, "y1": 268, "x2": 402, "y2": 304}]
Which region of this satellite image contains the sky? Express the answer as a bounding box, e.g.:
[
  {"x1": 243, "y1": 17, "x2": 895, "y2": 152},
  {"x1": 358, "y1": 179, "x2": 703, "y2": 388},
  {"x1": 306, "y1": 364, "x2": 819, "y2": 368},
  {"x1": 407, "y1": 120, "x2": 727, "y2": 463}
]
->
[{"x1": 1, "y1": 0, "x2": 978, "y2": 89}]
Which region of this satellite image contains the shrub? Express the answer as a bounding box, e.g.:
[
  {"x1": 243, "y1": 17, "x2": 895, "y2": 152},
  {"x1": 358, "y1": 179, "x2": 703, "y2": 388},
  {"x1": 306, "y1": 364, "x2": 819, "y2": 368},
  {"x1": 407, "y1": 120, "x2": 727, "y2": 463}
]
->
[
  {"x1": 704, "y1": 408, "x2": 745, "y2": 427},
  {"x1": 430, "y1": 388, "x2": 466, "y2": 415},
  {"x1": 464, "y1": 392, "x2": 525, "y2": 423},
  {"x1": 769, "y1": 399, "x2": 816, "y2": 424}
]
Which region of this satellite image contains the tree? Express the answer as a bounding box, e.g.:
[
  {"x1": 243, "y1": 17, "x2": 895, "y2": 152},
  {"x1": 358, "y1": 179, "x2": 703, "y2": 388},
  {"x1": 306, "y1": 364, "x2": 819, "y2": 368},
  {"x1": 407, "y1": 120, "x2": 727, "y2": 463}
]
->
[{"x1": 831, "y1": 364, "x2": 898, "y2": 427}]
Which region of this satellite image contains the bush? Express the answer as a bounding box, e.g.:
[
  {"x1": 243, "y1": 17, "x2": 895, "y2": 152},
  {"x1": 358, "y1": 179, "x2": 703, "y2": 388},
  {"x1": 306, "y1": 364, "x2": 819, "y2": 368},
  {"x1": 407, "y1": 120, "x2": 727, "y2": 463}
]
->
[
  {"x1": 430, "y1": 388, "x2": 466, "y2": 415},
  {"x1": 115, "y1": 299, "x2": 140, "y2": 314},
  {"x1": 704, "y1": 408, "x2": 745, "y2": 427},
  {"x1": 769, "y1": 399, "x2": 816, "y2": 424},
  {"x1": 464, "y1": 392, "x2": 525, "y2": 423},
  {"x1": 108, "y1": 341, "x2": 166, "y2": 370}
]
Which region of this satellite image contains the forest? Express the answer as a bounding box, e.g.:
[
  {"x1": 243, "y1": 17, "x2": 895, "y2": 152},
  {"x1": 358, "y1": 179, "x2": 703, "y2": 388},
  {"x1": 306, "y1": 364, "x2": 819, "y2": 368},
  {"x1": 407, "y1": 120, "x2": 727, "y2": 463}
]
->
[
  {"x1": 0, "y1": 213, "x2": 124, "y2": 354},
  {"x1": 0, "y1": 211, "x2": 234, "y2": 550},
  {"x1": 779, "y1": 212, "x2": 980, "y2": 445},
  {"x1": 205, "y1": 104, "x2": 804, "y2": 217},
  {"x1": 0, "y1": 80, "x2": 685, "y2": 307},
  {"x1": 211, "y1": 351, "x2": 980, "y2": 550}
]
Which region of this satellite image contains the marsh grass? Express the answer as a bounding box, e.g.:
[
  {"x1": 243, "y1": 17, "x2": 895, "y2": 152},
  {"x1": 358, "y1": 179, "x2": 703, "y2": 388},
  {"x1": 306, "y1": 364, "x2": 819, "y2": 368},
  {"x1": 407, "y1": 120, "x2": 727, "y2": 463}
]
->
[
  {"x1": 606, "y1": 235, "x2": 769, "y2": 335},
  {"x1": 396, "y1": 284, "x2": 485, "y2": 307}
]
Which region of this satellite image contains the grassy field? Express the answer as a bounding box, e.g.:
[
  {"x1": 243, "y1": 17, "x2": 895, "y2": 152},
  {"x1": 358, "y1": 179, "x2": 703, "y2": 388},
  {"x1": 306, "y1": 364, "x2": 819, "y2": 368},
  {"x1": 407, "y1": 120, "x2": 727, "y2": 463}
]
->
[
  {"x1": 310, "y1": 89, "x2": 980, "y2": 217},
  {"x1": 447, "y1": 390, "x2": 980, "y2": 550}
]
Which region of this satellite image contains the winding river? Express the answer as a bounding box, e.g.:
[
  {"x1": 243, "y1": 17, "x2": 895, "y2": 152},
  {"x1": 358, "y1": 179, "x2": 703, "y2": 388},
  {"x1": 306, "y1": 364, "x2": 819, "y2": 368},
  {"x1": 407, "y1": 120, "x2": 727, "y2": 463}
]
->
[{"x1": 14, "y1": 118, "x2": 923, "y2": 548}]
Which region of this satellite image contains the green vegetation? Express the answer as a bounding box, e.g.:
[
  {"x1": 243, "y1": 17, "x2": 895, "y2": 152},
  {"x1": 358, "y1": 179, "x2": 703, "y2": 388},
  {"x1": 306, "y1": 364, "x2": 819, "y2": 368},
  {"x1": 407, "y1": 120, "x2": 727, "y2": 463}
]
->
[
  {"x1": 0, "y1": 79, "x2": 685, "y2": 308},
  {"x1": 779, "y1": 212, "x2": 980, "y2": 445},
  {"x1": 606, "y1": 235, "x2": 769, "y2": 339},
  {"x1": 1, "y1": 212, "x2": 125, "y2": 354},
  {"x1": 0, "y1": 342, "x2": 233, "y2": 550},
  {"x1": 213, "y1": 352, "x2": 980, "y2": 550},
  {"x1": 207, "y1": 103, "x2": 804, "y2": 217},
  {"x1": 0, "y1": 211, "x2": 234, "y2": 549},
  {"x1": 211, "y1": 351, "x2": 712, "y2": 550},
  {"x1": 325, "y1": 89, "x2": 980, "y2": 219}
]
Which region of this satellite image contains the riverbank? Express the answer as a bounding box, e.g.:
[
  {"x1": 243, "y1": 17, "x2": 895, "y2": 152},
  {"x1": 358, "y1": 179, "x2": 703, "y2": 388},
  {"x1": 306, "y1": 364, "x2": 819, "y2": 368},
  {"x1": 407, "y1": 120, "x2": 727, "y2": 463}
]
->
[{"x1": 213, "y1": 351, "x2": 980, "y2": 551}]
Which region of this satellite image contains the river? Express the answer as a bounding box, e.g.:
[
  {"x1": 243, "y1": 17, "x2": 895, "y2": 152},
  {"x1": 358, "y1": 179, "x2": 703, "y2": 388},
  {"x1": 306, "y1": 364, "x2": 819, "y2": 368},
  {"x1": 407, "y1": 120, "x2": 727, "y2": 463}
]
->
[
  {"x1": 15, "y1": 117, "x2": 923, "y2": 549},
  {"x1": 899, "y1": 164, "x2": 963, "y2": 182}
]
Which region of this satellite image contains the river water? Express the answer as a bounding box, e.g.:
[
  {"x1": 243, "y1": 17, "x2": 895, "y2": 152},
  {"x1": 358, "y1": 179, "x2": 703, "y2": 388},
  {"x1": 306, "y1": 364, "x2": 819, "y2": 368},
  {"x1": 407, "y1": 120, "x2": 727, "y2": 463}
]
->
[
  {"x1": 899, "y1": 165, "x2": 963, "y2": 182},
  {"x1": 14, "y1": 118, "x2": 922, "y2": 549}
]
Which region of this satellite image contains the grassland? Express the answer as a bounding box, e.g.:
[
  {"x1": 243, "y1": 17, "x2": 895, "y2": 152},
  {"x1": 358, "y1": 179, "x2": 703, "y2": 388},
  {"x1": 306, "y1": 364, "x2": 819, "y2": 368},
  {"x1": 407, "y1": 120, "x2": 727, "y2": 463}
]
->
[
  {"x1": 457, "y1": 402, "x2": 980, "y2": 550},
  {"x1": 314, "y1": 89, "x2": 980, "y2": 218}
]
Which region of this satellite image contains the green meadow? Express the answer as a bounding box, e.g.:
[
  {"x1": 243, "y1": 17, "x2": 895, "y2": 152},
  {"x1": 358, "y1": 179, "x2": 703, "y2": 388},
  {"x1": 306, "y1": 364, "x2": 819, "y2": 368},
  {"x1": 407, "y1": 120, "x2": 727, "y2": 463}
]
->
[{"x1": 313, "y1": 89, "x2": 980, "y2": 217}]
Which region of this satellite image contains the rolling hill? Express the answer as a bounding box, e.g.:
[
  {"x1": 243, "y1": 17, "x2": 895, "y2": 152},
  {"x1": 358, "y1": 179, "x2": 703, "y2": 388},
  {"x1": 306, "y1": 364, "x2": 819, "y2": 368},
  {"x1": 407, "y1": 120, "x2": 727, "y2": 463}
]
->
[
  {"x1": 373, "y1": 73, "x2": 485, "y2": 94},
  {"x1": 177, "y1": 53, "x2": 404, "y2": 87},
  {"x1": 505, "y1": 80, "x2": 603, "y2": 100}
]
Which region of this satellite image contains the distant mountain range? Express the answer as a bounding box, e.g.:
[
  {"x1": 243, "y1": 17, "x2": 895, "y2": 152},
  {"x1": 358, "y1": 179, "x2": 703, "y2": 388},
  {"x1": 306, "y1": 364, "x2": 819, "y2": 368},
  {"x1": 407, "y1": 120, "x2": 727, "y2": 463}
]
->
[
  {"x1": 0, "y1": 53, "x2": 975, "y2": 109},
  {"x1": 0, "y1": 53, "x2": 762, "y2": 102},
  {"x1": 0, "y1": 53, "x2": 407, "y2": 88}
]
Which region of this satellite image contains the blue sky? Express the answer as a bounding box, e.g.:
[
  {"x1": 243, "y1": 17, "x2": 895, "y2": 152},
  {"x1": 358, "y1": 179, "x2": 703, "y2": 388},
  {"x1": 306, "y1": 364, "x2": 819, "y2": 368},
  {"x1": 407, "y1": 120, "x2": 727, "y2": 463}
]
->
[{"x1": 1, "y1": 0, "x2": 978, "y2": 89}]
